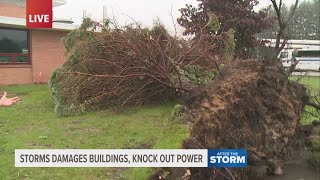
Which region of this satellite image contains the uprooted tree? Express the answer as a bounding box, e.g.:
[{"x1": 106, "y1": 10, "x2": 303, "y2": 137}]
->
[{"x1": 159, "y1": 0, "x2": 319, "y2": 179}]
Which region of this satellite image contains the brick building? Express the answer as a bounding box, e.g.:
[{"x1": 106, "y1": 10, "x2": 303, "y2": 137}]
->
[{"x1": 0, "y1": 0, "x2": 77, "y2": 85}]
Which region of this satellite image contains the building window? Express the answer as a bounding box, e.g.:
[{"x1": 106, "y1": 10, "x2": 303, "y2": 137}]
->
[{"x1": 0, "y1": 27, "x2": 30, "y2": 64}]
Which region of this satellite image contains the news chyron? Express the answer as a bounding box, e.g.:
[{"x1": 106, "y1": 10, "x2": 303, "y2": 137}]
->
[{"x1": 15, "y1": 149, "x2": 247, "y2": 168}]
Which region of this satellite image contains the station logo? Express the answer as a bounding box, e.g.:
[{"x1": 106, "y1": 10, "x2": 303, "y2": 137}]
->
[
  {"x1": 208, "y1": 149, "x2": 247, "y2": 167},
  {"x1": 26, "y1": 0, "x2": 52, "y2": 28}
]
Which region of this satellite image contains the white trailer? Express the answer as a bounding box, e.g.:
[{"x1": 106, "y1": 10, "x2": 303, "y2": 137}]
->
[{"x1": 265, "y1": 39, "x2": 320, "y2": 75}]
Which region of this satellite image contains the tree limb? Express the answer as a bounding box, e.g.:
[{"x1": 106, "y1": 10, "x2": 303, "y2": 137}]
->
[
  {"x1": 285, "y1": 0, "x2": 299, "y2": 27},
  {"x1": 286, "y1": 60, "x2": 299, "y2": 76},
  {"x1": 270, "y1": 0, "x2": 299, "y2": 58}
]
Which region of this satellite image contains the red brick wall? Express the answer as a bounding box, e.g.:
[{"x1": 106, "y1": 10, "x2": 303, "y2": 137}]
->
[
  {"x1": 0, "y1": 66, "x2": 33, "y2": 85},
  {"x1": 0, "y1": 3, "x2": 26, "y2": 18},
  {"x1": 31, "y1": 29, "x2": 68, "y2": 83},
  {"x1": 0, "y1": 3, "x2": 69, "y2": 85},
  {"x1": 0, "y1": 29, "x2": 67, "y2": 85},
  {"x1": 0, "y1": 4, "x2": 29, "y2": 85}
]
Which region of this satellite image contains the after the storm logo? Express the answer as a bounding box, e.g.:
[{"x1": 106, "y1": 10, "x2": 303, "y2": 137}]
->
[{"x1": 208, "y1": 149, "x2": 247, "y2": 168}]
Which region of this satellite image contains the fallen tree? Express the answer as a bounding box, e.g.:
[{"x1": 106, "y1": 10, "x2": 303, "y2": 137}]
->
[
  {"x1": 180, "y1": 59, "x2": 309, "y2": 179},
  {"x1": 49, "y1": 21, "x2": 226, "y2": 116},
  {"x1": 49, "y1": 11, "x2": 320, "y2": 180},
  {"x1": 151, "y1": 59, "x2": 319, "y2": 180}
]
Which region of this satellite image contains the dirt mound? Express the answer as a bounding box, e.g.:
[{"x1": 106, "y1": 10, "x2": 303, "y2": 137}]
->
[{"x1": 178, "y1": 59, "x2": 309, "y2": 179}]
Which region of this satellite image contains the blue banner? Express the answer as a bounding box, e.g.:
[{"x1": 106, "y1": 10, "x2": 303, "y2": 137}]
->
[{"x1": 208, "y1": 149, "x2": 247, "y2": 167}]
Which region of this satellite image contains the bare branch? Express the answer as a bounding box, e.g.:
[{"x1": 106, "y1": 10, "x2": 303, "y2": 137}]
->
[
  {"x1": 286, "y1": 60, "x2": 299, "y2": 76},
  {"x1": 270, "y1": 0, "x2": 299, "y2": 58},
  {"x1": 285, "y1": 0, "x2": 299, "y2": 27}
]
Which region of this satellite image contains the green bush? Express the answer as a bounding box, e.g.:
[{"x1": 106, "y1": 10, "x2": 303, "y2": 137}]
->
[{"x1": 183, "y1": 65, "x2": 216, "y2": 85}]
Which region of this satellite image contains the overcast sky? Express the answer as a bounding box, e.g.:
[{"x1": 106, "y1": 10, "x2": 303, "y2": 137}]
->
[{"x1": 53, "y1": 0, "x2": 297, "y2": 33}]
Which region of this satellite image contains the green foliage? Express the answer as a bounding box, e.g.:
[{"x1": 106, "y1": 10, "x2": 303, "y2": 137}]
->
[
  {"x1": 64, "y1": 50, "x2": 89, "y2": 73},
  {"x1": 183, "y1": 65, "x2": 216, "y2": 85},
  {"x1": 62, "y1": 18, "x2": 96, "y2": 52},
  {"x1": 223, "y1": 28, "x2": 236, "y2": 62},
  {"x1": 80, "y1": 18, "x2": 96, "y2": 30},
  {"x1": 62, "y1": 30, "x2": 93, "y2": 52},
  {"x1": 171, "y1": 104, "x2": 183, "y2": 118},
  {"x1": 50, "y1": 18, "x2": 100, "y2": 116},
  {"x1": 49, "y1": 68, "x2": 86, "y2": 116},
  {"x1": 311, "y1": 140, "x2": 320, "y2": 152},
  {"x1": 206, "y1": 12, "x2": 220, "y2": 32},
  {"x1": 67, "y1": 49, "x2": 81, "y2": 65}
]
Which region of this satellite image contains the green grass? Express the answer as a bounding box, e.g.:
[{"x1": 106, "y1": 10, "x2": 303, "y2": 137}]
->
[
  {"x1": 0, "y1": 76, "x2": 318, "y2": 179},
  {"x1": 0, "y1": 84, "x2": 189, "y2": 180},
  {"x1": 290, "y1": 76, "x2": 320, "y2": 124},
  {"x1": 291, "y1": 76, "x2": 320, "y2": 93}
]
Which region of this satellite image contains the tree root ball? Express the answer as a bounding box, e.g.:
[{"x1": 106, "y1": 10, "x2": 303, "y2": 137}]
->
[{"x1": 180, "y1": 59, "x2": 309, "y2": 179}]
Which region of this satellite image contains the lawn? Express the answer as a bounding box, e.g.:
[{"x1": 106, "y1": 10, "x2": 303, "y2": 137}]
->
[
  {"x1": 0, "y1": 85, "x2": 188, "y2": 180},
  {"x1": 290, "y1": 76, "x2": 320, "y2": 124},
  {"x1": 0, "y1": 76, "x2": 318, "y2": 179},
  {"x1": 291, "y1": 76, "x2": 320, "y2": 93}
]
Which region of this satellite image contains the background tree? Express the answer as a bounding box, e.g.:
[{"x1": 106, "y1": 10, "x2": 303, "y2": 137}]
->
[
  {"x1": 260, "y1": 0, "x2": 320, "y2": 40},
  {"x1": 178, "y1": 0, "x2": 274, "y2": 57},
  {"x1": 289, "y1": 0, "x2": 319, "y2": 40}
]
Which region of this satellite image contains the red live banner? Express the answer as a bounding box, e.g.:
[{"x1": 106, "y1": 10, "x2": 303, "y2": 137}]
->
[{"x1": 26, "y1": 0, "x2": 52, "y2": 28}]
